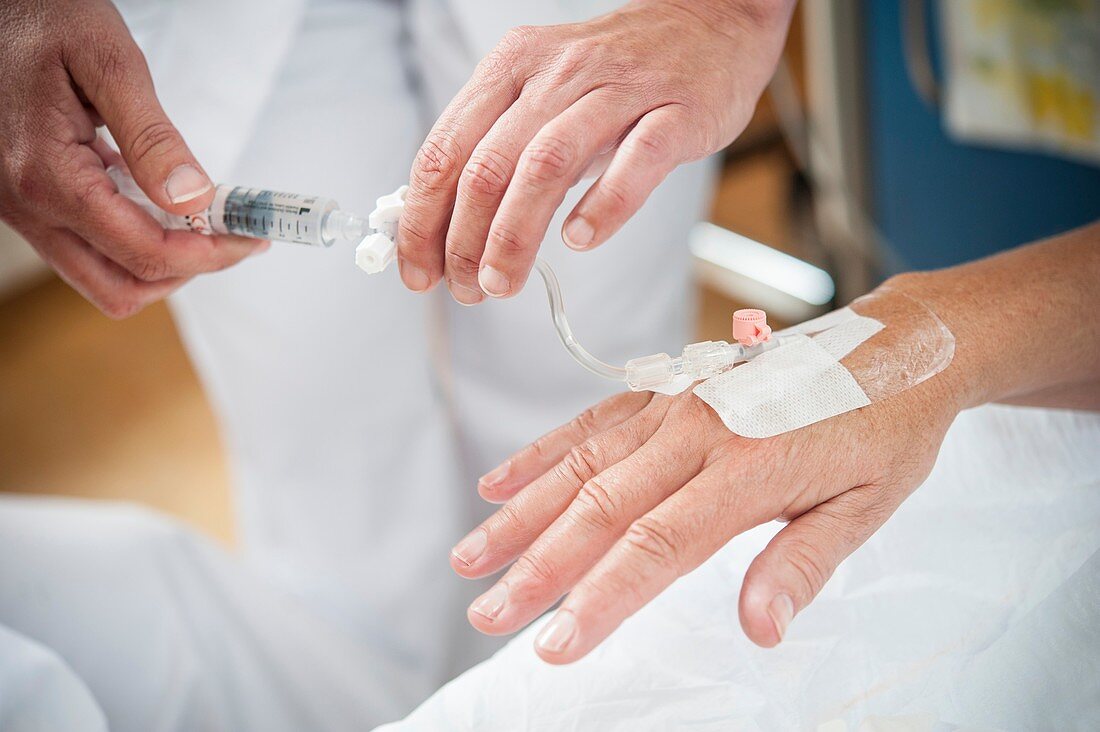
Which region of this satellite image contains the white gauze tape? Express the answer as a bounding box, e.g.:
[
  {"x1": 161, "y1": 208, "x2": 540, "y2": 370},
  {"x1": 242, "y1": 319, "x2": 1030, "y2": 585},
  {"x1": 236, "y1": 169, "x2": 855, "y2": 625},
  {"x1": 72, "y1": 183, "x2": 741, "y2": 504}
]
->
[{"x1": 693, "y1": 314, "x2": 884, "y2": 438}]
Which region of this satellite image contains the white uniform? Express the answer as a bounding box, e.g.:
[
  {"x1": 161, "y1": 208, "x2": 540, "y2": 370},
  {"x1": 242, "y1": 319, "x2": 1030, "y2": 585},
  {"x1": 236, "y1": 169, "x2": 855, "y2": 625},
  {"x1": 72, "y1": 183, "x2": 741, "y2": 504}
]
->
[{"x1": 0, "y1": 0, "x2": 714, "y2": 727}]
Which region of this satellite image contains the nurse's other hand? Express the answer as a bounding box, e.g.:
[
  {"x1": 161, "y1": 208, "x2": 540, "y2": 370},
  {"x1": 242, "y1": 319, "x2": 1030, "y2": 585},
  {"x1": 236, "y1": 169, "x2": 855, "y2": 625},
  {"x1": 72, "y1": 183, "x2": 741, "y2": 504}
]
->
[
  {"x1": 398, "y1": 0, "x2": 794, "y2": 304},
  {"x1": 0, "y1": 0, "x2": 267, "y2": 319},
  {"x1": 449, "y1": 341, "x2": 962, "y2": 663}
]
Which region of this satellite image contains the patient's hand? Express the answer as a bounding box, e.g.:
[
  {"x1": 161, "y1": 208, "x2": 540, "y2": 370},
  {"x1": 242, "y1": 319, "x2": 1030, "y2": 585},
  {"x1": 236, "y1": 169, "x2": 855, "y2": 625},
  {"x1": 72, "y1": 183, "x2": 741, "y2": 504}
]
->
[
  {"x1": 448, "y1": 178, "x2": 1100, "y2": 667},
  {"x1": 449, "y1": 350, "x2": 963, "y2": 662}
]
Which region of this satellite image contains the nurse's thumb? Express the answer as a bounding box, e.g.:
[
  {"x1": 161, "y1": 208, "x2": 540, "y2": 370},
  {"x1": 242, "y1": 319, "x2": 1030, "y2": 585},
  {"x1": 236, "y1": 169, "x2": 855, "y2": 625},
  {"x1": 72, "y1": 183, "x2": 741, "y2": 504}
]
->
[
  {"x1": 738, "y1": 486, "x2": 894, "y2": 648},
  {"x1": 69, "y1": 37, "x2": 215, "y2": 216}
]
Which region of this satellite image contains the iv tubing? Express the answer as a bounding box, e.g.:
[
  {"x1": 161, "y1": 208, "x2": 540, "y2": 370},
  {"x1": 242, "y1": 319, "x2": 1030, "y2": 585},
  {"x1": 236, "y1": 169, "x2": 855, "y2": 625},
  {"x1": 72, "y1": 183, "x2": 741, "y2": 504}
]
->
[{"x1": 533, "y1": 258, "x2": 628, "y2": 382}]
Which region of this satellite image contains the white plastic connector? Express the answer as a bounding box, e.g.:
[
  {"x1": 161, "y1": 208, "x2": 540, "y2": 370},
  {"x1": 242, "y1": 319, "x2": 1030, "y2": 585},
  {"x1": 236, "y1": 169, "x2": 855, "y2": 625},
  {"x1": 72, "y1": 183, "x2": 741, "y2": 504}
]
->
[
  {"x1": 355, "y1": 233, "x2": 397, "y2": 274},
  {"x1": 625, "y1": 353, "x2": 677, "y2": 391},
  {"x1": 368, "y1": 185, "x2": 408, "y2": 240},
  {"x1": 356, "y1": 185, "x2": 408, "y2": 274}
]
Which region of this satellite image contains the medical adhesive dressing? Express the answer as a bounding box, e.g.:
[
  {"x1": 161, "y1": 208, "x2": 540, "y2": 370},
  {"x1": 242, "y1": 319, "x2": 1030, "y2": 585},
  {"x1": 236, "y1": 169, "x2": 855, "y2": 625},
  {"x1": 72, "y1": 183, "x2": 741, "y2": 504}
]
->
[{"x1": 694, "y1": 292, "x2": 955, "y2": 438}]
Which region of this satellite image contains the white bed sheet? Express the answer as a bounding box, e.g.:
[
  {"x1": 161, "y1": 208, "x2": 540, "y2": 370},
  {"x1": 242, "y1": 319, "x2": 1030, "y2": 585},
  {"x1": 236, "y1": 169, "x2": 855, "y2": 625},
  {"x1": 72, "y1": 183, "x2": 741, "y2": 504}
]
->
[{"x1": 379, "y1": 404, "x2": 1100, "y2": 731}]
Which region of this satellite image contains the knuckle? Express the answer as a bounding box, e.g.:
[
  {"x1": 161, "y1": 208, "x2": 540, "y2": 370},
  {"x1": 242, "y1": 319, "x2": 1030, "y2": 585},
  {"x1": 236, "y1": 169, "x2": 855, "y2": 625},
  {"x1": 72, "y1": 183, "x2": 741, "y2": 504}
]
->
[
  {"x1": 72, "y1": 172, "x2": 110, "y2": 210},
  {"x1": 597, "y1": 178, "x2": 636, "y2": 213},
  {"x1": 584, "y1": 565, "x2": 646, "y2": 610},
  {"x1": 624, "y1": 127, "x2": 673, "y2": 163},
  {"x1": 90, "y1": 40, "x2": 144, "y2": 86},
  {"x1": 124, "y1": 251, "x2": 171, "y2": 282},
  {"x1": 10, "y1": 158, "x2": 46, "y2": 207},
  {"x1": 571, "y1": 407, "x2": 600, "y2": 437},
  {"x1": 498, "y1": 25, "x2": 541, "y2": 56},
  {"x1": 496, "y1": 501, "x2": 529, "y2": 536},
  {"x1": 559, "y1": 442, "x2": 602, "y2": 486},
  {"x1": 528, "y1": 432, "x2": 555, "y2": 462},
  {"x1": 623, "y1": 517, "x2": 684, "y2": 573},
  {"x1": 520, "y1": 136, "x2": 575, "y2": 185},
  {"x1": 461, "y1": 149, "x2": 512, "y2": 200},
  {"x1": 124, "y1": 118, "x2": 182, "y2": 167},
  {"x1": 780, "y1": 538, "x2": 833, "y2": 599},
  {"x1": 397, "y1": 215, "x2": 434, "y2": 250},
  {"x1": 99, "y1": 292, "x2": 144, "y2": 320},
  {"x1": 411, "y1": 133, "x2": 464, "y2": 190},
  {"x1": 444, "y1": 247, "x2": 480, "y2": 278},
  {"x1": 513, "y1": 551, "x2": 559, "y2": 587},
  {"x1": 486, "y1": 223, "x2": 527, "y2": 258},
  {"x1": 534, "y1": 42, "x2": 595, "y2": 88},
  {"x1": 572, "y1": 478, "x2": 620, "y2": 531}
]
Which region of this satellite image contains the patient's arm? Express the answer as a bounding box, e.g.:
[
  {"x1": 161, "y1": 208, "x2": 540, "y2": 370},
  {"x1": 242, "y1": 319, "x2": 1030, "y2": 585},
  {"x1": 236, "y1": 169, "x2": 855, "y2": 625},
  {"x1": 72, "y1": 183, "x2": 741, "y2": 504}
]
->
[
  {"x1": 447, "y1": 223, "x2": 1100, "y2": 664},
  {"x1": 890, "y1": 222, "x2": 1100, "y2": 411}
]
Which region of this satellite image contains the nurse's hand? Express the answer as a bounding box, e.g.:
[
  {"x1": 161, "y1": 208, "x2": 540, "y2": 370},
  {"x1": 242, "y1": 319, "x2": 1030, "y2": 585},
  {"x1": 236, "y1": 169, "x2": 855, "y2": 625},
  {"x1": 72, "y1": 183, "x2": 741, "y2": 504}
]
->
[
  {"x1": 397, "y1": 0, "x2": 795, "y2": 304},
  {"x1": 0, "y1": 0, "x2": 267, "y2": 319}
]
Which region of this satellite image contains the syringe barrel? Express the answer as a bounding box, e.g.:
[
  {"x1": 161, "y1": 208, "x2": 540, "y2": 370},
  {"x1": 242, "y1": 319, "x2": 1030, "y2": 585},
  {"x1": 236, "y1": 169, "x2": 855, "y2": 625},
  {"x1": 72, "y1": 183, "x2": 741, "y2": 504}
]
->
[
  {"x1": 106, "y1": 166, "x2": 349, "y2": 247},
  {"x1": 209, "y1": 185, "x2": 338, "y2": 247}
]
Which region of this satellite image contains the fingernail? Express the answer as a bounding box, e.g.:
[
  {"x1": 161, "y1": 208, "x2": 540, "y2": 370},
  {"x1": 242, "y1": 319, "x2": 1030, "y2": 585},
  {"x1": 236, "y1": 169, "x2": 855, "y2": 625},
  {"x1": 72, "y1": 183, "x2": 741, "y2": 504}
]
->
[
  {"x1": 448, "y1": 280, "x2": 484, "y2": 306},
  {"x1": 399, "y1": 260, "x2": 430, "y2": 292},
  {"x1": 470, "y1": 583, "x2": 508, "y2": 622},
  {"x1": 451, "y1": 528, "x2": 487, "y2": 566},
  {"x1": 478, "y1": 265, "x2": 510, "y2": 297},
  {"x1": 250, "y1": 240, "x2": 272, "y2": 256},
  {"x1": 768, "y1": 593, "x2": 795, "y2": 642},
  {"x1": 479, "y1": 460, "x2": 511, "y2": 490},
  {"x1": 563, "y1": 216, "x2": 594, "y2": 250},
  {"x1": 535, "y1": 610, "x2": 577, "y2": 654},
  {"x1": 165, "y1": 164, "x2": 213, "y2": 205}
]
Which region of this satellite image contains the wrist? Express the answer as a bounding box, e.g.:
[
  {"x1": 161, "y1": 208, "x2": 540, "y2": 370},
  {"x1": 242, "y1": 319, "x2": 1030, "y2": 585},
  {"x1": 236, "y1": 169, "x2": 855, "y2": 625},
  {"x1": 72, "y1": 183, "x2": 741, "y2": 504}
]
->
[{"x1": 875, "y1": 271, "x2": 1000, "y2": 413}]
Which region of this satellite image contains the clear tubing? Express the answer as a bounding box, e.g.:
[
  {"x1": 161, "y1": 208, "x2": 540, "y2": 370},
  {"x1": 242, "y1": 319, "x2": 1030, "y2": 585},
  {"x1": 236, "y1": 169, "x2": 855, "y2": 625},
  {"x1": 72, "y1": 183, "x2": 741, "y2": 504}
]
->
[{"x1": 533, "y1": 258, "x2": 628, "y2": 381}]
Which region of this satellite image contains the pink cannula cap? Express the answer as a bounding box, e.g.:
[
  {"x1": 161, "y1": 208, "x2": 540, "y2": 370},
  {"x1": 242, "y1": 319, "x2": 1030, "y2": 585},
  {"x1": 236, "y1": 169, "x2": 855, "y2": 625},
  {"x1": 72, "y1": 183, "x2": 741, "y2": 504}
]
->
[{"x1": 732, "y1": 309, "x2": 772, "y2": 347}]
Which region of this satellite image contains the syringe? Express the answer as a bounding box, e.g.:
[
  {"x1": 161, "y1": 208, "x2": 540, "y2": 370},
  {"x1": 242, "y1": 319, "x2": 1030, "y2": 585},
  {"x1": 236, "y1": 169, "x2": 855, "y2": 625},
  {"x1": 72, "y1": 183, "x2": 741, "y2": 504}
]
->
[{"x1": 107, "y1": 166, "x2": 372, "y2": 248}]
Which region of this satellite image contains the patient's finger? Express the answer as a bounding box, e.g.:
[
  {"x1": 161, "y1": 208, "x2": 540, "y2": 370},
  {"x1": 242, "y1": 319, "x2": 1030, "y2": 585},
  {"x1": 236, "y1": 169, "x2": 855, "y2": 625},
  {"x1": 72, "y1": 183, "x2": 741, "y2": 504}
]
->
[
  {"x1": 533, "y1": 463, "x2": 777, "y2": 664},
  {"x1": 477, "y1": 391, "x2": 654, "y2": 502},
  {"x1": 451, "y1": 401, "x2": 670, "y2": 582},
  {"x1": 465, "y1": 424, "x2": 706, "y2": 636},
  {"x1": 738, "y1": 483, "x2": 902, "y2": 648}
]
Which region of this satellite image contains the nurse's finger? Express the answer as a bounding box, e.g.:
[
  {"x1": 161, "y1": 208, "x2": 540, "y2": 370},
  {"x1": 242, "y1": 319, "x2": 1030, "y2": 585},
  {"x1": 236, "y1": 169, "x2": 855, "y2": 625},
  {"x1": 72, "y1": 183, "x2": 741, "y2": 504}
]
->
[
  {"x1": 738, "y1": 483, "x2": 902, "y2": 648},
  {"x1": 465, "y1": 423, "x2": 706, "y2": 636},
  {"x1": 476, "y1": 391, "x2": 653, "y2": 503},
  {"x1": 562, "y1": 105, "x2": 697, "y2": 252},
  {"x1": 32, "y1": 226, "x2": 183, "y2": 319},
  {"x1": 444, "y1": 94, "x2": 566, "y2": 305},
  {"x1": 397, "y1": 40, "x2": 528, "y2": 294},
  {"x1": 67, "y1": 17, "x2": 217, "y2": 216},
  {"x1": 17, "y1": 104, "x2": 266, "y2": 284},
  {"x1": 58, "y1": 163, "x2": 265, "y2": 282},
  {"x1": 477, "y1": 93, "x2": 640, "y2": 299},
  {"x1": 450, "y1": 400, "x2": 670, "y2": 581},
  {"x1": 533, "y1": 463, "x2": 776, "y2": 664},
  {"x1": 89, "y1": 134, "x2": 126, "y2": 170}
]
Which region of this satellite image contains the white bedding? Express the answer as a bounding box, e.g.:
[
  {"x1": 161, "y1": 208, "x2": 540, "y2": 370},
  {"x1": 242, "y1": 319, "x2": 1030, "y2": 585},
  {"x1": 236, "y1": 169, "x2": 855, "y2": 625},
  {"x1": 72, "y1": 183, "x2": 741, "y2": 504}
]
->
[{"x1": 379, "y1": 404, "x2": 1100, "y2": 731}]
